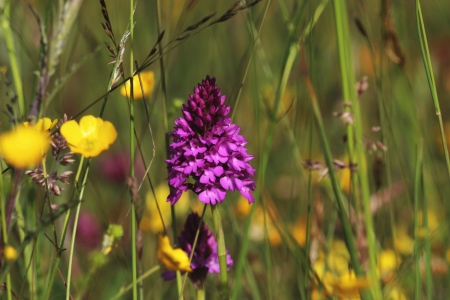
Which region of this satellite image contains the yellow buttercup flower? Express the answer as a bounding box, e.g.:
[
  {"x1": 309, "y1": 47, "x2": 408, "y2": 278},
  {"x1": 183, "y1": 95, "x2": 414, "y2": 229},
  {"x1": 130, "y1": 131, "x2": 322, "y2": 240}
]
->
[
  {"x1": 120, "y1": 71, "x2": 155, "y2": 100},
  {"x1": 157, "y1": 234, "x2": 192, "y2": 272},
  {"x1": 0, "y1": 125, "x2": 50, "y2": 168},
  {"x1": 23, "y1": 118, "x2": 58, "y2": 132},
  {"x1": 333, "y1": 271, "x2": 370, "y2": 299},
  {"x1": 4, "y1": 245, "x2": 18, "y2": 261},
  {"x1": 60, "y1": 115, "x2": 117, "y2": 158}
]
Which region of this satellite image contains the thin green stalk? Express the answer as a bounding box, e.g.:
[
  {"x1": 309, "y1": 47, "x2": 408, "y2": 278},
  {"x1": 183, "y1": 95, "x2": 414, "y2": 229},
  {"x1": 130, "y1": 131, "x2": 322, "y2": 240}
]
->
[
  {"x1": 110, "y1": 265, "x2": 160, "y2": 300},
  {"x1": 0, "y1": 167, "x2": 11, "y2": 300},
  {"x1": 421, "y1": 171, "x2": 432, "y2": 298},
  {"x1": 210, "y1": 205, "x2": 229, "y2": 300},
  {"x1": 332, "y1": 1, "x2": 380, "y2": 298},
  {"x1": 0, "y1": 0, "x2": 25, "y2": 118},
  {"x1": 65, "y1": 157, "x2": 89, "y2": 300},
  {"x1": 306, "y1": 79, "x2": 370, "y2": 300},
  {"x1": 416, "y1": 0, "x2": 450, "y2": 181},
  {"x1": 232, "y1": 2, "x2": 330, "y2": 297},
  {"x1": 413, "y1": 142, "x2": 422, "y2": 300},
  {"x1": 44, "y1": 156, "x2": 85, "y2": 300},
  {"x1": 129, "y1": 0, "x2": 138, "y2": 298}
]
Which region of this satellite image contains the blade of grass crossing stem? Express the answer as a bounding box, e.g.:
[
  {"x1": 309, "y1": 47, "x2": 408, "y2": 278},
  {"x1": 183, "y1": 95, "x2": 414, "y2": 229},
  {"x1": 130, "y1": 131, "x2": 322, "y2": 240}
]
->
[
  {"x1": 416, "y1": 0, "x2": 450, "y2": 182},
  {"x1": 413, "y1": 142, "x2": 423, "y2": 300},
  {"x1": 306, "y1": 79, "x2": 372, "y2": 300},
  {"x1": 332, "y1": 0, "x2": 381, "y2": 298}
]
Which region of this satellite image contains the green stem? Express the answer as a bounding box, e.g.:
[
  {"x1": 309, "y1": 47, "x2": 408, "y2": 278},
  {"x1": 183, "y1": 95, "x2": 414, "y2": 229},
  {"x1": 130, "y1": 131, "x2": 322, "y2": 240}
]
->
[
  {"x1": 0, "y1": 167, "x2": 11, "y2": 300},
  {"x1": 210, "y1": 205, "x2": 229, "y2": 300},
  {"x1": 44, "y1": 156, "x2": 86, "y2": 300},
  {"x1": 332, "y1": 0, "x2": 380, "y2": 298},
  {"x1": 306, "y1": 79, "x2": 369, "y2": 299},
  {"x1": 413, "y1": 141, "x2": 422, "y2": 300},
  {"x1": 416, "y1": 0, "x2": 450, "y2": 181},
  {"x1": 65, "y1": 157, "x2": 89, "y2": 300},
  {"x1": 0, "y1": 0, "x2": 25, "y2": 118},
  {"x1": 197, "y1": 282, "x2": 205, "y2": 300},
  {"x1": 129, "y1": 0, "x2": 138, "y2": 296}
]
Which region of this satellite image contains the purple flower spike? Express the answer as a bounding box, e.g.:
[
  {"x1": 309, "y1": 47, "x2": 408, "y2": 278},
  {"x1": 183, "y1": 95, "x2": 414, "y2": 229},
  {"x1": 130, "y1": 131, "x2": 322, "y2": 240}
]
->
[
  {"x1": 166, "y1": 76, "x2": 255, "y2": 205},
  {"x1": 162, "y1": 212, "x2": 233, "y2": 287}
]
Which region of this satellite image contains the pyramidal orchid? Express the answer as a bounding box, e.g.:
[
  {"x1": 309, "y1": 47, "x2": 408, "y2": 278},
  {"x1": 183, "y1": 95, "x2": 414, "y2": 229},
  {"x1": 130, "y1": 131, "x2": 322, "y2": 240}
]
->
[{"x1": 166, "y1": 76, "x2": 255, "y2": 205}]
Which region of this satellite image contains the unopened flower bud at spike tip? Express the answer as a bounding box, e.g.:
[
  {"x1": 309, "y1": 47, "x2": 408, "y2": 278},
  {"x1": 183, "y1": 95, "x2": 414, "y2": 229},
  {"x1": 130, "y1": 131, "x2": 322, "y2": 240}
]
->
[{"x1": 166, "y1": 76, "x2": 255, "y2": 205}]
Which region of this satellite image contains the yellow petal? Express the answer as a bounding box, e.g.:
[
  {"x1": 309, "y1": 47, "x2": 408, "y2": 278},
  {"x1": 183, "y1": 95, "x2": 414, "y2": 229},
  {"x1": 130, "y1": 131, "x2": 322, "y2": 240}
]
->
[
  {"x1": 0, "y1": 125, "x2": 50, "y2": 168},
  {"x1": 60, "y1": 120, "x2": 82, "y2": 147},
  {"x1": 120, "y1": 71, "x2": 155, "y2": 100},
  {"x1": 157, "y1": 234, "x2": 192, "y2": 272},
  {"x1": 4, "y1": 246, "x2": 18, "y2": 261}
]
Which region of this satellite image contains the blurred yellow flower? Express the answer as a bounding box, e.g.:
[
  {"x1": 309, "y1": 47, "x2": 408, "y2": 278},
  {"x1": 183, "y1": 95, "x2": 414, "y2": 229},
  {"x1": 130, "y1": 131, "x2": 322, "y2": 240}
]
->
[
  {"x1": 23, "y1": 118, "x2": 58, "y2": 132},
  {"x1": 333, "y1": 271, "x2": 370, "y2": 299},
  {"x1": 157, "y1": 234, "x2": 192, "y2": 272},
  {"x1": 291, "y1": 215, "x2": 307, "y2": 247},
  {"x1": 60, "y1": 115, "x2": 117, "y2": 158},
  {"x1": 235, "y1": 196, "x2": 282, "y2": 246},
  {"x1": 394, "y1": 225, "x2": 414, "y2": 256},
  {"x1": 4, "y1": 245, "x2": 18, "y2": 261},
  {"x1": 384, "y1": 285, "x2": 408, "y2": 300},
  {"x1": 327, "y1": 240, "x2": 351, "y2": 275},
  {"x1": 417, "y1": 209, "x2": 440, "y2": 238},
  {"x1": 140, "y1": 184, "x2": 190, "y2": 233},
  {"x1": 0, "y1": 125, "x2": 50, "y2": 168},
  {"x1": 378, "y1": 249, "x2": 401, "y2": 283},
  {"x1": 339, "y1": 167, "x2": 352, "y2": 193},
  {"x1": 120, "y1": 71, "x2": 155, "y2": 100}
]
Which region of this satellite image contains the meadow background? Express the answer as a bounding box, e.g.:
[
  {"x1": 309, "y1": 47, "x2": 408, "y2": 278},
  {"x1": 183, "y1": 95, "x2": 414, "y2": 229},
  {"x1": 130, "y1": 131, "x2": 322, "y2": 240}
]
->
[{"x1": 1, "y1": 0, "x2": 450, "y2": 299}]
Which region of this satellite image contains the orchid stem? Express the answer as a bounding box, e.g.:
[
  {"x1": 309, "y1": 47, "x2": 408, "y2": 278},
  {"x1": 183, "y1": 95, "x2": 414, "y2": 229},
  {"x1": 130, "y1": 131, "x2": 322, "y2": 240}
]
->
[{"x1": 210, "y1": 204, "x2": 229, "y2": 300}]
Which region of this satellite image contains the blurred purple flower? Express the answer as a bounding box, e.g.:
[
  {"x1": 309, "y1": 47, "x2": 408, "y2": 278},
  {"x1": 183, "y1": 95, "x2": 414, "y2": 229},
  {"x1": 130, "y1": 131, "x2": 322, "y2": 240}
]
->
[
  {"x1": 75, "y1": 211, "x2": 102, "y2": 250},
  {"x1": 99, "y1": 150, "x2": 144, "y2": 183},
  {"x1": 166, "y1": 76, "x2": 255, "y2": 205},
  {"x1": 162, "y1": 212, "x2": 233, "y2": 287}
]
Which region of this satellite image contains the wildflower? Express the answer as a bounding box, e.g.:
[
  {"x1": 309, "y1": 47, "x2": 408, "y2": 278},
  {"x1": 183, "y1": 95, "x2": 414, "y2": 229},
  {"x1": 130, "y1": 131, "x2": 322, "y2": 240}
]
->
[
  {"x1": 393, "y1": 225, "x2": 414, "y2": 256},
  {"x1": 60, "y1": 115, "x2": 117, "y2": 158},
  {"x1": 101, "y1": 224, "x2": 123, "y2": 255},
  {"x1": 120, "y1": 71, "x2": 155, "y2": 100},
  {"x1": 157, "y1": 234, "x2": 192, "y2": 273},
  {"x1": 162, "y1": 212, "x2": 233, "y2": 287},
  {"x1": 378, "y1": 249, "x2": 401, "y2": 283},
  {"x1": 75, "y1": 211, "x2": 102, "y2": 250},
  {"x1": 0, "y1": 125, "x2": 50, "y2": 168},
  {"x1": 23, "y1": 118, "x2": 58, "y2": 132},
  {"x1": 166, "y1": 76, "x2": 255, "y2": 205},
  {"x1": 98, "y1": 150, "x2": 145, "y2": 183},
  {"x1": 140, "y1": 184, "x2": 190, "y2": 233},
  {"x1": 4, "y1": 245, "x2": 18, "y2": 261}
]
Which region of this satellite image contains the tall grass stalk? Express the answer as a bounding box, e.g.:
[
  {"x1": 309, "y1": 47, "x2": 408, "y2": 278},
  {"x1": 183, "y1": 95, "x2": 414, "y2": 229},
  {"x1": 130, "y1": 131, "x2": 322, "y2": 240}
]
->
[
  {"x1": 0, "y1": 166, "x2": 11, "y2": 300},
  {"x1": 232, "y1": 1, "x2": 329, "y2": 297},
  {"x1": 45, "y1": 156, "x2": 87, "y2": 300},
  {"x1": 128, "y1": 0, "x2": 138, "y2": 299},
  {"x1": 306, "y1": 79, "x2": 371, "y2": 300},
  {"x1": 65, "y1": 157, "x2": 89, "y2": 300},
  {"x1": 413, "y1": 141, "x2": 423, "y2": 299},
  {"x1": 0, "y1": 0, "x2": 25, "y2": 118},
  {"x1": 416, "y1": 0, "x2": 450, "y2": 180},
  {"x1": 332, "y1": 0, "x2": 381, "y2": 298}
]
